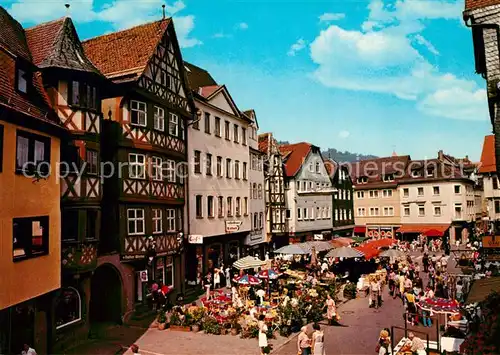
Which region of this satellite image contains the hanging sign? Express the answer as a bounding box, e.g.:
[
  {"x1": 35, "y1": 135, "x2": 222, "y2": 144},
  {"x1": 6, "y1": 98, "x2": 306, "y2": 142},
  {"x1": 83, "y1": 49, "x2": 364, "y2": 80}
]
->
[
  {"x1": 314, "y1": 234, "x2": 324, "y2": 241},
  {"x1": 139, "y1": 270, "x2": 148, "y2": 282},
  {"x1": 225, "y1": 221, "x2": 242, "y2": 233},
  {"x1": 482, "y1": 236, "x2": 500, "y2": 248}
]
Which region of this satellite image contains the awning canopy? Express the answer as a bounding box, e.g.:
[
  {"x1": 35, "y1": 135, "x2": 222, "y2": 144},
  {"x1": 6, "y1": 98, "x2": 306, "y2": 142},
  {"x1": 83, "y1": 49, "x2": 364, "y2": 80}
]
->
[
  {"x1": 233, "y1": 256, "x2": 267, "y2": 270},
  {"x1": 354, "y1": 245, "x2": 380, "y2": 260},
  {"x1": 365, "y1": 238, "x2": 397, "y2": 249},
  {"x1": 353, "y1": 226, "x2": 366, "y2": 234},
  {"x1": 396, "y1": 224, "x2": 449, "y2": 237}
]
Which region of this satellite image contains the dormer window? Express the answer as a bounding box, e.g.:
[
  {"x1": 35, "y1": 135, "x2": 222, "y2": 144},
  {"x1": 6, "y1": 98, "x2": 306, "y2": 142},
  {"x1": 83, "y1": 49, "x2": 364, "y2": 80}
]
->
[
  {"x1": 17, "y1": 68, "x2": 29, "y2": 93},
  {"x1": 69, "y1": 81, "x2": 98, "y2": 109},
  {"x1": 426, "y1": 168, "x2": 434, "y2": 177},
  {"x1": 357, "y1": 176, "x2": 368, "y2": 184},
  {"x1": 411, "y1": 170, "x2": 421, "y2": 178},
  {"x1": 383, "y1": 174, "x2": 394, "y2": 182}
]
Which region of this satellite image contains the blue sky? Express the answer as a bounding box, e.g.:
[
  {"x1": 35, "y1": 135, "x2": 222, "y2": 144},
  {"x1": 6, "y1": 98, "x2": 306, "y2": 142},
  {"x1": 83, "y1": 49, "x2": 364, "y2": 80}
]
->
[{"x1": 2, "y1": 0, "x2": 490, "y2": 160}]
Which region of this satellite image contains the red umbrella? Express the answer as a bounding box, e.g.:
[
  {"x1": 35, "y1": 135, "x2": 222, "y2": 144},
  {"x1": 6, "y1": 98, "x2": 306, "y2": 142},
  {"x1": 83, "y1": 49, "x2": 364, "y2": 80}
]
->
[
  {"x1": 257, "y1": 268, "x2": 282, "y2": 280},
  {"x1": 354, "y1": 245, "x2": 380, "y2": 260},
  {"x1": 233, "y1": 274, "x2": 262, "y2": 285},
  {"x1": 417, "y1": 297, "x2": 460, "y2": 314},
  {"x1": 365, "y1": 238, "x2": 396, "y2": 249}
]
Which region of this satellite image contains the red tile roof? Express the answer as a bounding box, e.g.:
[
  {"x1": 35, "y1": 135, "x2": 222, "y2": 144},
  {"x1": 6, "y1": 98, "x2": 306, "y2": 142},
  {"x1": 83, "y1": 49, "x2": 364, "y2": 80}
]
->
[
  {"x1": 25, "y1": 18, "x2": 64, "y2": 66},
  {"x1": 258, "y1": 133, "x2": 271, "y2": 154},
  {"x1": 198, "y1": 85, "x2": 220, "y2": 98},
  {"x1": 351, "y1": 155, "x2": 410, "y2": 187},
  {"x1": 279, "y1": 142, "x2": 313, "y2": 177},
  {"x1": 83, "y1": 18, "x2": 170, "y2": 80},
  {"x1": 0, "y1": 7, "x2": 32, "y2": 61},
  {"x1": 465, "y1": 0, "x2": 500, "y2": 10},
  {"x1": 479, "y1": 135, "x2": 496, "y2": 173}
]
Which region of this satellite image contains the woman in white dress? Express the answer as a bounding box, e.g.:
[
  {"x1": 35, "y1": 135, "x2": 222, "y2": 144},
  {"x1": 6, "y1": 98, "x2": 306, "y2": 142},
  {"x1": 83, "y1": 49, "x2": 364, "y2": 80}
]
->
[
  {"x1": 258, "y1": 314, "x2": 268, "y2": 355},
  {"x1": 311, "y1": 323, "x2": 325, "y2": 355}
]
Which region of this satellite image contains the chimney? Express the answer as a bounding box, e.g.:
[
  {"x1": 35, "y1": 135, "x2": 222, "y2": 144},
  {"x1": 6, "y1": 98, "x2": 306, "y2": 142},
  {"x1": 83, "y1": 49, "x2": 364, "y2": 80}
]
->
[
  {"x1": 162, "y1": 4, "x2": 166, "y2": 19},
  {"x1": 438, "y1": 150, "x2": 444, "y2": 160}
]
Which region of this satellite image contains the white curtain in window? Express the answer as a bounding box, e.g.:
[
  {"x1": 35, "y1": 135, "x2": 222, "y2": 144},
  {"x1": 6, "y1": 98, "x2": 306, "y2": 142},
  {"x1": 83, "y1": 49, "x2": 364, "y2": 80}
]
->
[
  {"x1": 34, "y1": 140, "x2": 45, "y2": 162},
  {"x1": 17, "y1": 136, "x2": 29, "y2": 168}
]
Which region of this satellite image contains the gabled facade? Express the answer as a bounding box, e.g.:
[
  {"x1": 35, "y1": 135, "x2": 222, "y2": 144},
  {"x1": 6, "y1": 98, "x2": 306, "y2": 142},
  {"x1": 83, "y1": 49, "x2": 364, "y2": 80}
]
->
[
  {"x1": 0, "y1": 7, "x2": 66, "y2": 354},
  {"x1": 324, "y1": 159, "x2": 355, "y2": 237},
  {"x1": 259, "y1": 133, "x2": 287, "y2": 249},
  {"x1": 479, "y1": 135, "x2": 500, "y2": 230},
  {"x1": 184, "y1": 63, "x2": 252, "y2": 280},
  {"x1": 83, "y1": 18, "x2": 193, "y2": 321},
  {"x1": 280, "y1": 143, "x2": 334, "y2": 242}
]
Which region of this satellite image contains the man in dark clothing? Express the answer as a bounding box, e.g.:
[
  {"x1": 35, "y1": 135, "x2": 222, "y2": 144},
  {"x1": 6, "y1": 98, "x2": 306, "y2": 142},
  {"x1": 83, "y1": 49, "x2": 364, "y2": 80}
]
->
[{"x1": 422, "y1": 254, "x2": 429, "y2": 273}]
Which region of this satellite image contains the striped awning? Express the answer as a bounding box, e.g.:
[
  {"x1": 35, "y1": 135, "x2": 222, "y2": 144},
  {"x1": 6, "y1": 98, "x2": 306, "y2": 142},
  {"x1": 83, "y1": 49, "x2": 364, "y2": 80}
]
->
[{"x1": 232, "y1": 256, "x2": 267, "y2": 270}]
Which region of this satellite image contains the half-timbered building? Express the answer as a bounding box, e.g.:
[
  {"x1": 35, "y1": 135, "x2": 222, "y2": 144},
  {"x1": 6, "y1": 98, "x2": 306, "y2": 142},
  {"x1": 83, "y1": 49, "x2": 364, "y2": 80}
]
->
[
  {"x1": 184, "y1": 62, "x2": 252, "y2": 280},
  {"x1": 83, "y1": 18, "x2": 194, "y2": 320},
  {"x1": 258, "y1": 133, "x2": 288, "y2": 249},
  {"x1": 0, "y1": 8, "x2": 66, "y2": 354},
  {"x1": 22, "y1": 14, "x2": 108, "y2": 349}
]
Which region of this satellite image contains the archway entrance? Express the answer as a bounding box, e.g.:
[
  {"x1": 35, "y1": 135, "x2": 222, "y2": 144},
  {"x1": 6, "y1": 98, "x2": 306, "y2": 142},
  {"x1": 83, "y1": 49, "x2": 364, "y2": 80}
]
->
[{"x1": 89, "y1": 264, "x2": 122, "y2": 324}]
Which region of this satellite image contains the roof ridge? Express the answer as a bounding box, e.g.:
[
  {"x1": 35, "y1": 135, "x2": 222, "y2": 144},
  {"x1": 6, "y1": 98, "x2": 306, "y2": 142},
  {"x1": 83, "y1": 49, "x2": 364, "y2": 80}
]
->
[
  {"x1": 82, "y1": 18, "x2": 170, "y2": 43},
  {"x1": 25, "y1": 16, "x2": 66, "y2": 31}
]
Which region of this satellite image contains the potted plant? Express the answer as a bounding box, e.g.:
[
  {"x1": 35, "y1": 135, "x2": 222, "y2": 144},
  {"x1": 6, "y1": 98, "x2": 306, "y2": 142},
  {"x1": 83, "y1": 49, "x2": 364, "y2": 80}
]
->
[
  {"x1": 228, "y1": 313, "x2": 241, "y2": 335},
  {"x1": 157, "y1": 311, "x2": 167, "y2": 330},
  {"x1": 343, "y1": 282, "x2": 357, "y2": 299},
  {"x1": 190, "y1": 307, "x2": 205, "y2": 333},
  {"x1": 202, "y1": 315, "x2": 221, "y2": 335},
  {"x1": 221, "y1": 322, "x2": 231, "y2": 335},
  {"x1": 169, "y1": 311, "x2": 191, "y2": 332}
]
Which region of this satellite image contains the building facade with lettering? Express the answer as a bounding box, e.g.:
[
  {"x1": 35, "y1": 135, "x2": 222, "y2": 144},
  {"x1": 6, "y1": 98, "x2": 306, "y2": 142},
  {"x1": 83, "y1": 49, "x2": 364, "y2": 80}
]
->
[
  {"x1": 185, "y1": 63, "x2": 252, "y2": 279},
  {"x1": 280, "y1": 143, "x2": 334, "y2": 242},
  {"x1": 83, "y1": 18, "x2": 194, "y2": 320}
]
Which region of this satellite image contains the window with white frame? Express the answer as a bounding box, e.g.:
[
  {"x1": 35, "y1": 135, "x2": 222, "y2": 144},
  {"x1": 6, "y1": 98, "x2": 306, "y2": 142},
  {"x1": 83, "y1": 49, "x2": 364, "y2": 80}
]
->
[
  {"x1": 207, "y1": 196, "x2": 214, "y2": 217},
  {"x1": 433, "y1": 186, "x2": 440, "y2": 195},
  {"x1": 348, "y1": 210, "x2": 352, "y2": 220},
  {"x1": 418, "y1": 204, "x2": 425, "y2": 217},
  {"x1": 343, "y1": 209, "x2": 347, "y2": 220},
  {"x1": 130, "y1": 100, "x2": 147, "y2": 126},
  {"x1": 369, "y1": 207, "x2": 379, "y2": 216},
  {"x1": 151, "y1": 156, "x2": 163, "y2": 181},
  {"x1": 166, "y1": 256, "x2": 174, "y2": 287},
  {"x1": 357, "y1": 207, "x2": 366, "y2": 217},
  {"x1": 169, "y1": 113, "x2": 179, "y2": 137},
  {"x1": 315, "y1": 162, "x2": 320, "y2": 173},
  {"x1": 165, "y1": 159, "x2": 176, "y2": 182},
  {"x1": 129, "y1": 154, "x2": 146, "y2": 179},
  {"x1": 417, "y1": 187, "x2": 424, "y2": 196},
  {"x1": 55, "y1": 287, "x2": 82, "y2": 329},
  {"x1": 167, "y1": 209, "x2": 176, "y2": 231},
  {"x1": 227, "y1": 197, "x2": 233, "y2": 216},
  {"x1": 153, "y1": 209, "x2": 163, "y2": 233},
  {"x1": 335, "y1": 209, "x2": 338, "y2": 221},
  {"x1": 383, "y1": 189, "x2": 393, "y2": 198},
  {"x1": 303, "y1": 207, "x2": 308, "y2": 219},
  {"x1": 316, "y1": 207, "x2": 320, "y2": 219},
  {"x1": 403, "y1": 188, "x2": 409, "y2": 197},
  {"x1": 235, "y1": 197, "x2": 241, "y2": 216},
  {"x1": 383, "y1": 206, "x2": 394, "y2": 216},
  {"x1": 297, "y1": 208, "x2": 302, "y2": 220},
  {"x1": 357, "y1": 191, "x2": 364, "y2": 199},
  {"x1": 310, "y1": 207, "x2": 315, "y2": 220},
  {"x1": 154, "y1": 106, "x2": 165, "y2": 131},
  {"x1": 404, "y1": 206, "x2": 410, "y2": 216},
  {"x1": 127, "y1": 208, "x2": 145, "y2": 235},
  {"x1": 434, "y1": 206, "x2": 441, "y2": 216}
]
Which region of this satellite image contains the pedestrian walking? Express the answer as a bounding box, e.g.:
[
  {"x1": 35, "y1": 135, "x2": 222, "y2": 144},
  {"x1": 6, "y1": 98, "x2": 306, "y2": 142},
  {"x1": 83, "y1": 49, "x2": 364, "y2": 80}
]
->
[
  {"x1": 258, "y1": 314, "x2": 268, "y2": 355},
  {"x1": 311, "y1": 323, "x2": 325, "y2": 355},
  {"x1": 325, "y1": 294, "x2": 337, "y2": 325},
  {"x1": 298, "y1": 326, "x2": 312, "y2": 355},
  {"x1": 376, "y1": 329, "x2": 391, "y2": 355},
  {"x1": 21, "y1": 344, "x2": 37, "y2": 355}
]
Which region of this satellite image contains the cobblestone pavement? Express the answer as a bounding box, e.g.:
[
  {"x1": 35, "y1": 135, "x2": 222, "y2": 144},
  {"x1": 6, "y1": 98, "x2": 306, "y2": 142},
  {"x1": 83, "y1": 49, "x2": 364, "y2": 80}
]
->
[
  {"x1": 122, "y1": 328, "x2": 290, "y2": 355},
  {"x1": 274, "y1": 251, "x2": 446, "y2": 355}
]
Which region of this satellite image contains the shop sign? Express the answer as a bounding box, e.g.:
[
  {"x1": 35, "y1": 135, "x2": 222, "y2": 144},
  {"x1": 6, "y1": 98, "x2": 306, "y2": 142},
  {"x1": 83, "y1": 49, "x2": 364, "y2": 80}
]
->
[
  {"x1": 188, "y1": 235, "x2": 204, "y2": 244},
  {"x1": 314, "y1": 234, "x2": 324, "y2": 240},
  {"x1": 244, "y1": 232, "x2": 265, "y2": 246},
  {"x1": 122, "y1": 254, "x2": 145, "y2": 260},
  {"x1": 483, "y1": 236, "x2": 500, "y2": 248},
  {"x1": 139, "y1": 270, "x2": 148, "y2": 282},
  {"x1": 225, "y1": 221, "x2": 242, "y2": 233}
]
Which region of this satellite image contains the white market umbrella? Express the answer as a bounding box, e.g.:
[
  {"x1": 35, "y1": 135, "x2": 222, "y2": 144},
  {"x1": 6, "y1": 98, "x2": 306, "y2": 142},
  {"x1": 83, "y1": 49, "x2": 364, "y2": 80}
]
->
[
  {"x1": 379, "y1": 249, "x2": 406, "y2": 258},
  {"x1": 233, "y1": 256, "x2": 267, "y2": 270},
  {"x1": 325, "y1": 246, "x2": 363, "y2": 259}
]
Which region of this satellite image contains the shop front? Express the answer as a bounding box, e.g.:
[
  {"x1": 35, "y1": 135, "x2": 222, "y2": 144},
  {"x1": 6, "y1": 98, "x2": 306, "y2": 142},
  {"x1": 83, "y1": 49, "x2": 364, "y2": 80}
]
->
[
  {"x1": 367, "y1": 225, "x2": 398, "y2": 239},
  {"x1": 242, "y1": 230, "x2": 268, "y2": 260}
]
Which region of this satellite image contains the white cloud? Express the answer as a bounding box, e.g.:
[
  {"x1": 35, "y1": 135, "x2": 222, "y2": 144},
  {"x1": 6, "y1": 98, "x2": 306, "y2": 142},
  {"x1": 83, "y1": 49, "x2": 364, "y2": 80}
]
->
[
  {"x1": 319, "y1": 12, "x2": 345, "y2": 23},
  {"x1": 338, "y1": 130, "x2": 351, "y2": 139},
  {"x1": 309, "y1": 0, "x2": 484, "y2": 121},
  {"x1": 412, "y1": 34, "x2": 439, "y2": 55},
  {"x1": 238, "y1": 22, "x2": 249, "y2": 30},
  {"x1": 418, "y1": 87, "x2": 489, "y2": 121},
  {"x1": 212, "y1": 32, "x2": 232, "y2": 39},
  {"x1": 7, "y1": 0, "x2": 201, "y2": 48},
  {"x1": 287, "y1": 38, "x2": 307, "y2": 56}
]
